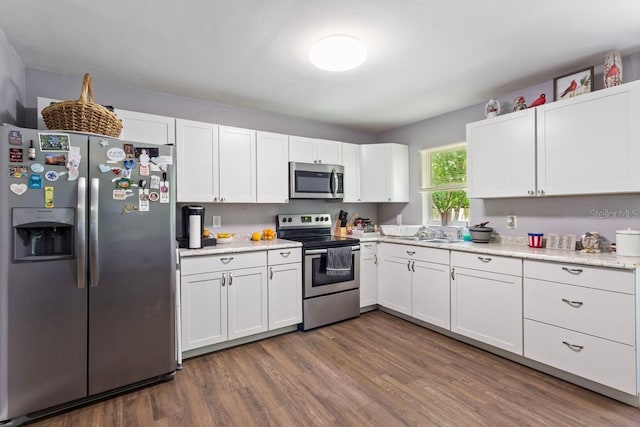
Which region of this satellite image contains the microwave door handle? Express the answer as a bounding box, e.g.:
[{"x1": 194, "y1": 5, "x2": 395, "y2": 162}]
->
[{"x1": 331, "y1": 169, "x2": 338, "y2": 197}]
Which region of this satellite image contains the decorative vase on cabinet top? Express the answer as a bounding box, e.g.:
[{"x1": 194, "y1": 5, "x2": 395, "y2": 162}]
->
[
  {"x1": 485, "y1": 98, "x2": 500, "y2": 118},
  {"x1": 604, "y1": 50, "x2": 623, "y2": 88}
]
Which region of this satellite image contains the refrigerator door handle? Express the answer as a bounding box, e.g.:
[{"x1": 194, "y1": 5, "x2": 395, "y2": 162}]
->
[
  {"x1": 90, "y1": 178, "x2": 100, "y2": 287},
  {"x1": 77, "y1": 177, "x2": 87, "y2": 289}
]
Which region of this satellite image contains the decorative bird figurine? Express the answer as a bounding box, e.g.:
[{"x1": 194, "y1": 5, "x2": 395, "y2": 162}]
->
[
  {"x1": 528, "y1": 94, "x2": 546, "y2": 108},
  {"x1": 560, "y1": 80, "x2": 578, "y2": 98}
]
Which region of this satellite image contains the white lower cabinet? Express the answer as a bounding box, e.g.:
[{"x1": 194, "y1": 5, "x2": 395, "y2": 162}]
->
[
  {"x1": 359, "y1": 242, "x2": 378, "y2": 308},
  {"x1": 378, "y1": 243, "x2": 450, "y2": 328},
  {"x1": 411, "y1": 258, "x2": 450, "y2": 329},
  {"x1": 523, "y1": 260, "x2": 637, "y2": 394},
  {"x1": 451, "y1": 251, "x2": 523, "y2": 355},
  {"x1": 180, "y1": 271, "x2": 227, "y2": 350},
  {"x1": 180, "y1": 252, "x2": 267, "y2": 352},
  {"x1": 267, "y1": 249, "x2": 302, "y2": 330}
]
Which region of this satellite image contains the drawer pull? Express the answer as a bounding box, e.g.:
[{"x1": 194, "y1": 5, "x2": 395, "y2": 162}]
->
[
  {"x1": 364, "y1": 244, "x2": 372, "y2": 249},
  {"x1": 406, "y1": 250, "x2": 416, "y2": 256},
  {"x1": 279, "y1": 251, "x2": 291, "y2": 258},
  {"x1": 220, "y1": 257, "x2": 234, "y2": 264},
  {"x1": 562, "y1": 341, "x2": 584, "y2": 352},
  {"x1": 477, "y1": 256, "x2": 492, "y2": 263},
  {"x1": 561, "y1": 298, "x2": 584, "y2": 308},
  {"x1": 562, "y1": 267, "x2": 583, "y2": 275}
]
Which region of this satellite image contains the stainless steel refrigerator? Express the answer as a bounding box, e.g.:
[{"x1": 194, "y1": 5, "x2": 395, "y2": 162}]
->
[{"x1": 0, "y1": 125, "x2": 176, "y2": 425}]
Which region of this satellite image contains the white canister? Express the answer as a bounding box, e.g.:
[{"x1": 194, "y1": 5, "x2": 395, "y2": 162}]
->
[{"x1": 615, "y1": 229, "x2": 640, "y2": 256}]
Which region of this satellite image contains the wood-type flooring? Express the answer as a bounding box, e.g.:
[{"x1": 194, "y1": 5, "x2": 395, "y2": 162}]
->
[{"x1": 30, "y1": 311, "x2": 640, "y2": 426}]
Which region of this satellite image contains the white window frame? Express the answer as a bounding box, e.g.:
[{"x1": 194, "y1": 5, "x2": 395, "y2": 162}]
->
[{"x1": 420, "y1": 142, "x2": 468, "y2": 226}]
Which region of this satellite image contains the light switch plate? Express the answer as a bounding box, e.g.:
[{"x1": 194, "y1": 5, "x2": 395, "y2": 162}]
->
[
  {"x1": 212, "y1": 216, "x2": 221, "y2": 228},
  {"x1": 506, "y1": 215, "x2": 517, "y2": 229}
]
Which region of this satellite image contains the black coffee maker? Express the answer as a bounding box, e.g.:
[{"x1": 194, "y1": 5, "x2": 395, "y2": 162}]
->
[{"x1": 180, "y1": 205, "x2": 205, "y2": 248}]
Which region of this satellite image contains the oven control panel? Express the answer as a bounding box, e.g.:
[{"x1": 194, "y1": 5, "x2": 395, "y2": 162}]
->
[{"x1": 277, "y1": 214, "x2": 332, "y2": 228}]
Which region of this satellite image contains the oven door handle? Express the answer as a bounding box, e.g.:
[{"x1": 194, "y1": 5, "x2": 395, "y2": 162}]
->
[{"x1": 305, "y1": 245, "x2": 360, "y2": 255}]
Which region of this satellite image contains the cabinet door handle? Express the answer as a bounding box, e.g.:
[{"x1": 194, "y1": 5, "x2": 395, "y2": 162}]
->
[
  {"x1": 562, "y1": 298, "x2": 584, "y2": 308},
  {"x1": 220, "y1": 257, "x2": 234, "y2": 264},
  {"x1": 222, "y1": 274, "x2": 226, "y2": 287},
  {"x1": 538, "y1": 189, "x2": 545, "y2": 195},
  {"x1": 411, "y1": 261, "x2": 415, "y2": 272},
  {"x1": 406, "y1": 251, "x2": 415, "y2": 256},
  {"x1": 374, "y1": 255, "x2": 377, "y2": 265},
  {"x1": 280, "y1": 251, "x2": 291, "y2": 258},
  {"x1": 229, "y1": 273, "x2": 233, "y2": 286},
  {"x1": 270, "y1": 267, "x2": 273, "y2": 280},
  {"x1": 562, "y1": 341, "x2": 584, "y2": 352},
  {"x1": 407, "y1": 260, "x2": 411, "y2": 271},
  {"x1": 562, "y1": 267, "x2": 583, "y2": 275},
  {"x1": 451, "y1": 267, "x2": 455, "y2": 280},
  {"x1": 477, "y1": 256, "x2": 492, "y2": 263}
]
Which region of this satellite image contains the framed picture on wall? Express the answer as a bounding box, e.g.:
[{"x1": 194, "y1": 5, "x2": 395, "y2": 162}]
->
[{"x1": 553, "y1": 67, "x2": 594, "y2": 101}]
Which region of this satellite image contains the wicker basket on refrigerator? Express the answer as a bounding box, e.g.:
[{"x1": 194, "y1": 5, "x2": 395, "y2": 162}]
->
[{"x1": 41, "y1": 73, "x2": 123, "y2": 137}]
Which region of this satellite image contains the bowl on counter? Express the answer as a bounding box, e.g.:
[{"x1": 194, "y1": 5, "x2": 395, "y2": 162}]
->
[
  {"x1": 379, "y1": 225, "x2": 422, "y2": 237},
  {"x1": 469, "y1": 226, "x2": 493, "y2": 243}
]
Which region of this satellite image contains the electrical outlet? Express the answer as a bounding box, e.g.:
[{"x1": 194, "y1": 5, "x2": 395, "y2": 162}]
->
[
  {"x1": 506, "y1": 215, "x2": 517, "y2": 229},
  {"x1": 212, "y1": 216, "x2": 222, "y2": 228}
]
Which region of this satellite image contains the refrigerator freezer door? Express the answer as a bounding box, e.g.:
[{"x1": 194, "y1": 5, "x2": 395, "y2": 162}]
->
[
  {"x1": 86, "y1": 137, "x2": 176, "y2": 395},
  {"x1": 0, "y1": 127, "x2": 89, "y2": 420}
]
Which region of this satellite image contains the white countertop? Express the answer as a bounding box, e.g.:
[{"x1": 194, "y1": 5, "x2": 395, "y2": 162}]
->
[
  {"x1": 179, "y1": 238, "x2": 302, "y2": 257},
  {"x1": 379, "y1": 236, "x2": 640, "y2": 270},
  {"x1": 178, "y1": 233, "x2": 640, "y2": 269}
]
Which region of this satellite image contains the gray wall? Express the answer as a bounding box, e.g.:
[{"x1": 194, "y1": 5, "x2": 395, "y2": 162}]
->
[
  {"x1": 376, "y1": 52, "x2": 640, "y2": 244},
  {"x1": 0, "y1": 27, "x2": 25, "y2": 125},
  {"x1": 24, "y1": 68, "x2": 378, "y2": 233},
  {"x1": 24, "y1": 68, "x2": 374, "y2": 144}
]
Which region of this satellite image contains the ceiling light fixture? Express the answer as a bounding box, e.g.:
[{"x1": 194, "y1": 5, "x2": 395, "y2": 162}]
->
[{"x1": 310, "y1": 35, "x2": 367, "y2": 72}]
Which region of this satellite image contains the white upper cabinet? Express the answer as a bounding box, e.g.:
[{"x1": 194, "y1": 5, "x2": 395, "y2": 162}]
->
[
  {"x1": 176, "y1": 119, "x2": 219, "y2": 203},
  {"x1": 341, "y1": 142, "x2": 361, "y2": 202},
  {"x1": 176, "y1": 121, "x2": 256, "y2": 203},
  {"x1": 537, "y1": 80, "x2": 640, "y2": 196},
  {"x1": 37, "y1": 100, "x2": 176, "y2": 145},
  {"x1": 466, "y1": 109, "x2": 536, "y2": 198},
  {"x1": 289, "y1": 135, "x2": 342, "y2": 164},
  {"x1": 114, "y1": 109, "x2": 176, "y2": 145},
  {"x1": 360, "y1": 143, "x2": 409, "y2": 202},
  {"x1": 467, "y1": 80, "x2": 640, "y2": 198},
  {"x1": 256, "y1": 131, "x2": 289, "y2": 203},
  {"x1": 218, "y1": 125, "x2": 256, "y2": 203}
]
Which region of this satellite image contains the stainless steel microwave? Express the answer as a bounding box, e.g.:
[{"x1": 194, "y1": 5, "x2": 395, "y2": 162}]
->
[{"x1": 289, "y1": 162, "x2": 344, "y2": 199}]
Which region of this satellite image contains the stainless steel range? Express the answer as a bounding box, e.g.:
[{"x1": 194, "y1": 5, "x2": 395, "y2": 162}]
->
[{"x1": 276, "y1": 214, "x2": 360, "y2": 330}]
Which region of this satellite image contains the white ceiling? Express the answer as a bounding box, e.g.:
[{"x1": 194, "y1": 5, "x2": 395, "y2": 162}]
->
[{"x1": 1, "y1": 1, "x2": 640, "y2": 133}]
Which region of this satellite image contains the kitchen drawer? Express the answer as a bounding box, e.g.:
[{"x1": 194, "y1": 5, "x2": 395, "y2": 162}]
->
[
  {"x1": 182, "y1": 251, "x2": 267, "y2": 275},
  {"x1": 524, "y1": 278, "x2": 635, "y2": 345},
  {"x1": 267, "y1": 248, "x2": 302, "y2": 265},
  {"x1": 523, "y1": 260, "x2": 634, "y2": 294},
  {"x1": 451, "y1": 251, "x2": 521, "y2": 276},
  {"x1": 524, "y1": 319, "x2": 636, "y2": 395},
  {"x1": 360, "y1": 241, "x2": 378, "y2": 256},
  {"x1": 380, "y1": 243, "x2": 449, "y2": 264}
]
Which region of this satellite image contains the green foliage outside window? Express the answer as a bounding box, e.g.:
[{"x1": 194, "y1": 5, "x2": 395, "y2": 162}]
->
[{"x1": 430, "y1": 148, "x2": 469, "y2": 225}]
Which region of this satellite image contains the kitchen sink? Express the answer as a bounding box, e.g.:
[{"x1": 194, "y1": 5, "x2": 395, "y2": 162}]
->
[{"x1": 419, "y1": 237, "x2": 462, "y2": 243}]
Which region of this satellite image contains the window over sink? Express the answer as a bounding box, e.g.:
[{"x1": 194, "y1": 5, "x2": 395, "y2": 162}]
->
[{"x1": 420, "y1": 142, "x2": 469, "y2": 226}]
